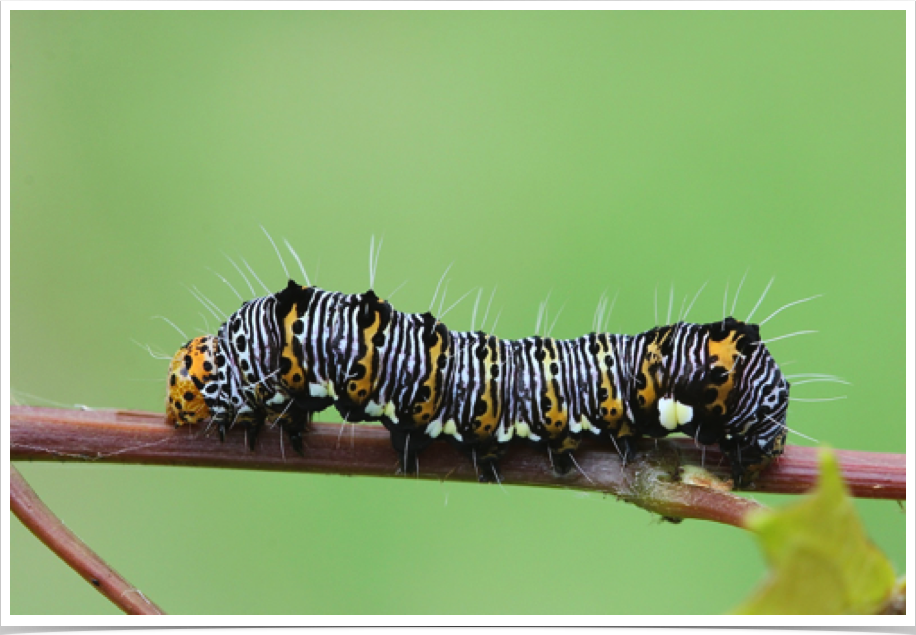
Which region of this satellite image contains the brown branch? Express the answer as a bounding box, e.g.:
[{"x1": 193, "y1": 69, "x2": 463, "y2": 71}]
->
[
  {"x1": 10, "y1": 464, "x2": 165, "y2": 615},
  {"x1": 11, "y1": 406, "x2": 906, "y2": 530}
]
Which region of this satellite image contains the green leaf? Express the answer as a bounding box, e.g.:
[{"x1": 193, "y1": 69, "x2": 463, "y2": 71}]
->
[{"x1": 734, "y1": 449, "x2": 898, "y2": 615}]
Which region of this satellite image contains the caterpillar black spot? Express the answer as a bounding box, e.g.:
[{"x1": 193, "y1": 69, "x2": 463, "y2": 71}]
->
[{"x1": 166, "y1": 280, "x2": 789, "y2": 487}]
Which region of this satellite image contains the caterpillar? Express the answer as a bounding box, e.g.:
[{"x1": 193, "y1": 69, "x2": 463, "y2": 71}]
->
[{"x1": 165, "y1": 272, "x2": 791, "y2": 488}]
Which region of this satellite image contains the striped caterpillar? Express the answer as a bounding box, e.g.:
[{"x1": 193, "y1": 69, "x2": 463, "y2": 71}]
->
[{"x1": 165, "y1": 271, "x2": 791, "y2": 487}]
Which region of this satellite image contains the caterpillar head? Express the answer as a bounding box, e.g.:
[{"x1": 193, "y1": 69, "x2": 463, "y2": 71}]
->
[{"x1": 166, "y1": 335, "x2": 218, "y2": 427}]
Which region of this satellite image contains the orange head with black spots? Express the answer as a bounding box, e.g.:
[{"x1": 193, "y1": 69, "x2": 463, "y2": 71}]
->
[{"x1": 166, "y1": 335, "x2": 218, "y2": 427}]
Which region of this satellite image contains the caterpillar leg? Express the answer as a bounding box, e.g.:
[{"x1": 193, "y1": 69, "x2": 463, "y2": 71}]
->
[
  {"x1": 278, "y1": 411, "x2": 312, "y2": 457},
  {"x1": 725, "y1": 448, "x2": 769, "y2": 488},
  {"x1": 720, "y1": 427, "x2": 786, "y2": 488},
  {"x1": 388, "y1": 427, "x2": 435, "y2": 475},
  {"x1": 607, "y1": 432, "x2": 638, "y2": 465},
  {"x1": 233, "y1": 409, "x2": 266, "y2": 451},
  {"x1": 550, "y1": 451, "x2": 574, "y2": 476},
  {"x1": 601, "y1": 417, "x2": 640, "y2": 465},
  {"x1": 211, "y1": 414, "x2": 232, "y2": 443},
  {"x1": 547, "y1": 435, "x2": 582, "y2": 476},
  {"x1": 470, "y1": 438, "x2": 507, "y2": 484},
  {"x1": 477, "y1": 457, "x2": 503, "y2": 484}
]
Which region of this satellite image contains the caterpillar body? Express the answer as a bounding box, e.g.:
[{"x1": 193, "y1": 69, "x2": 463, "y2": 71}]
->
[{"x1": 166, "y1": 278, "x2": 790, "y2": 487}]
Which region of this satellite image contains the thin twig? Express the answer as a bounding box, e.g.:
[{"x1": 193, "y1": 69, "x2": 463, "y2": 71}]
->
[
  {"x1": 11, "y1": 406, "x2": 906, "y2": 526},
  {"x1": 10, "y1": 464, "x2": 165, "y2": 615}
]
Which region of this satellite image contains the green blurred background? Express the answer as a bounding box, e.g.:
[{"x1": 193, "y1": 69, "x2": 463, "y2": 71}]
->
[{"x1": 11, "y1": 10, "x2": 904, "y2": 615}]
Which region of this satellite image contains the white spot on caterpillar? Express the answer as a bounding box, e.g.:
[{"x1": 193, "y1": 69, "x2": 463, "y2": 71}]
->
[
  {"x1": 569, "y1": 419, "x2": 583, "y2": 433},
  {"x1": 658, "y1": 397, "x2": 693, "y2": 430},
  {"x1": 443, "y1": 420, "x2": 462, "y2": 441},
  {"x1": 497, "y1": 423, "x2": 514, "y2": 443},
  {"x1": 515, "y1": 422, "x2": 531, "y2": 438},
  {"x1": 309, "y1": 383, "x2": 328, "y2": 398},
  {"x1": 383, "y1": 401, "x2": 398, "y2": 424},
  {"x1": 427, "y1": 419, "x2": 443, "y2": 438},
  {"x1": 364, "y1": 400, "x2": 384, "y2": 417}
]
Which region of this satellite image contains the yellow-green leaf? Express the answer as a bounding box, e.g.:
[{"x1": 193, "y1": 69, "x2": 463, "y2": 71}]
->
[{"x1": 734, "y1": 449, "x2": 897, "y2": 615}]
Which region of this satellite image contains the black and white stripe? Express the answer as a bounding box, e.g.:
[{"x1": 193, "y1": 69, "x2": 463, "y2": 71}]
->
[{"x1": 188, "y1": 282, "x2": 790, "y2": 487}]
